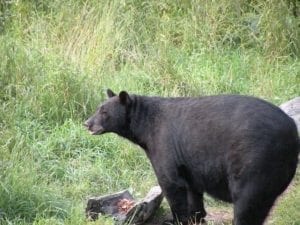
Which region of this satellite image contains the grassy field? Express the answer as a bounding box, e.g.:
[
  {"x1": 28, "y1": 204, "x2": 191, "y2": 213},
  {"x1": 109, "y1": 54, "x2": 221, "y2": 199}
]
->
[{"x1": 0, "y1": 0, "x2": 299, "y2": 224}]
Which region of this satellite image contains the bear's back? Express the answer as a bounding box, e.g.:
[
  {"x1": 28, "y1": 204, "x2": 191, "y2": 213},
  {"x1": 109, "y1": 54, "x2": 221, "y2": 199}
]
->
[{"x1": 151, "y1": 95, "x2": 298, "y2": 165}]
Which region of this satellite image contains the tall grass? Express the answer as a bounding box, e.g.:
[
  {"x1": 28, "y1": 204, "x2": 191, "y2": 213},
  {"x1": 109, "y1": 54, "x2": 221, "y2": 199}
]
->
[{"x1": 0, "y1": 0, "x2": 299, "y2": 224}]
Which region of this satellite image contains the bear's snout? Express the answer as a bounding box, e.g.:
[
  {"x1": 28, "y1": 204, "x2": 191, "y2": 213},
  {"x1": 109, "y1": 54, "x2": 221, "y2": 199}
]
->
[
  {"x1": 84, "y1": 118, "x2": 105, "y2": 135},
  {"x1": 84, "y1": 119, "x2": 92, "y2": 129}
]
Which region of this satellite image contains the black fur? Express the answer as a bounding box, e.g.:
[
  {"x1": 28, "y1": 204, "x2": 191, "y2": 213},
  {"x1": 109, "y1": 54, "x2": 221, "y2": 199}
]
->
[{"x1": 85, "y1": 90, "x2": 299, "y2": 225}]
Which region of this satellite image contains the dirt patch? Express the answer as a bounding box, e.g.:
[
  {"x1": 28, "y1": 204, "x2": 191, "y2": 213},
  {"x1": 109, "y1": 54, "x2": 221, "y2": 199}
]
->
[
  {"x1": 206, "y1": 209, "x2": 233, "y2": 224},
  {"x1": 143, "y1": 207, "x2": 233, "y2": 225}
]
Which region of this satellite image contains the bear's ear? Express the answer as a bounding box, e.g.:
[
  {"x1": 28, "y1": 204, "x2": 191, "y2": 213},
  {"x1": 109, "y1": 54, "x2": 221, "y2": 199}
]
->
[
  {"x1": 107, "y1": 89, "x2": 116, "y2": 98},
  {"x1": 119, "y1": 91, "x2": 131, "y2": 105}
]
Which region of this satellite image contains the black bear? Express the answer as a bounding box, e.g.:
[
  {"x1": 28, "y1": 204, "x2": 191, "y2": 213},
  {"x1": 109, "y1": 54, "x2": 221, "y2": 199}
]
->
[{"x1": 84, "y1": 89, "x2": 299, "y2": 225}]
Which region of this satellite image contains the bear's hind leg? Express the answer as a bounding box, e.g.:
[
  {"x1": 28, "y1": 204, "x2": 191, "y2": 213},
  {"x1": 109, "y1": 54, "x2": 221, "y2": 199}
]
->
[
  {"x1": 232, "y1": 180, "x2": 277, "y2": 225},
  {"x1": 233, "y1": 195, "x2": 275, "y2": 225}
]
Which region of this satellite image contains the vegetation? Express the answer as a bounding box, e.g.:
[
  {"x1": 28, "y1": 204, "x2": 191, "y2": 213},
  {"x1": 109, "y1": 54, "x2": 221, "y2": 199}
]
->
[{"x1": 0, "y1": 0, "x2": 299, "y2": 224}]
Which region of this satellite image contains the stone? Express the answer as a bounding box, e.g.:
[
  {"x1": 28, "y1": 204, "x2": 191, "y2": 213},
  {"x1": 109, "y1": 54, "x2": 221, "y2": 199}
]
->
[{"x1": 280, "y1": 97, "x2": 300, "y2": 135}]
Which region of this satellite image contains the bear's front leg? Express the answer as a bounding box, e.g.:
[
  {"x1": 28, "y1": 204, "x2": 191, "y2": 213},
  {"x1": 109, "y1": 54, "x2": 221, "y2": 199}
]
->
[
  {"x1": 187, "y1": 190, "x2": 206, "y2": 224},
  {"x1": 161, "y1": 183, "x2": 190, "y2": 225}
]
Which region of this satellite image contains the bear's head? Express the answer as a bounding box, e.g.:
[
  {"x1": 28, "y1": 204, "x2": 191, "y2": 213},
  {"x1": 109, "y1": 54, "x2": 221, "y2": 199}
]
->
[{"x1": 84, "y1": 89, "x2": 131, "y2": 135}]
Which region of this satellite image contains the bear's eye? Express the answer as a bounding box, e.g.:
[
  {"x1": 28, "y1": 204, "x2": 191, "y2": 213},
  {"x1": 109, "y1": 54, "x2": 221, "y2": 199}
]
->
[
  {"x1": 98, "y1": 107, "x2": 106, "y2": 114},
  {"x1": 100, "y1": 110, "x2": 109, "y2": 118}
]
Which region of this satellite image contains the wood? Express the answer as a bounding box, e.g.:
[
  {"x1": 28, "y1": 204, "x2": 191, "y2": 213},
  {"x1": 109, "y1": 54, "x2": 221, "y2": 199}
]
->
[{"x1": 86, "y1": 186, "x2": 163, "y2": 224}]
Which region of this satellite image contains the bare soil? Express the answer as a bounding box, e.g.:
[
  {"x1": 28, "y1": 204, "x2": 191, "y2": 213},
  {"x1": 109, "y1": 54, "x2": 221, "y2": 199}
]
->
[{"x1": 143, "y1": 207, "x2": 233, "y2": 225}]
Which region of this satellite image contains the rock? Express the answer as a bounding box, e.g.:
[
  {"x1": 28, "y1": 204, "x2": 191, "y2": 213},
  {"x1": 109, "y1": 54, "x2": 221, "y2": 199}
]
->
[
  {"x1": 280, "y1": 97, "x2": 300, "y2": 135},
  {"x1": 86, "y1": 186, "x2": 163, "y2": 225}
]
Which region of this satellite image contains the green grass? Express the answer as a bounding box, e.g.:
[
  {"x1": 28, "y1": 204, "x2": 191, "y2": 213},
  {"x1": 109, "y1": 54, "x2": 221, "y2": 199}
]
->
[
  {"x1": 269, "y1": 171, "x2": 300, "y2": 225},
  {"x1": 0, "y1": 0, "x2": 299, "y2": 224}
]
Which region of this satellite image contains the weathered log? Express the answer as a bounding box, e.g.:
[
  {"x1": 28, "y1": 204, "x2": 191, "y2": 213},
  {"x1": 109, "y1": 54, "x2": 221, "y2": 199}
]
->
[
  {"x1": 86, "y1": 186, "x2": 163, "y2": 225},
  {"x1": 86, "y1": 189, "x2": 134, "y2": 221}
]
